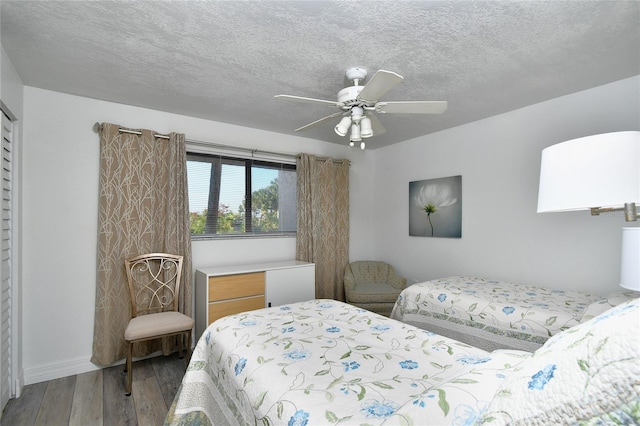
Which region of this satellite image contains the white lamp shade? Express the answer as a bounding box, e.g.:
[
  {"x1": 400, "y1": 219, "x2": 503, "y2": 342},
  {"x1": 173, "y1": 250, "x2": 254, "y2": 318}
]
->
[
  {"x1": 360, "y1": 116, "x2": 373, "y2": 138},
  {"x1": 335, "y1": 116, "x2": 351, "y2": 137},
  {"x1": 620, "y1": 227, "x2": 640, "y2": 291},
  {"x1": 537, "y1": 131, "x2": 640, "y2": 212}
]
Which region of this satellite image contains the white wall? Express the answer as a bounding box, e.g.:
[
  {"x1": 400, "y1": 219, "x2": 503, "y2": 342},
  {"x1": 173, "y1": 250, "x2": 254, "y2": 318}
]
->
[
  {"x1": 371, "y1": 76, "x2": 640, "y2": 295},
  {"x1": 1, "y1": 48, "x2": 22, "y2": 114},
  {"x1": 21, "y1": 87, "x2": 374, "y2": 384}
]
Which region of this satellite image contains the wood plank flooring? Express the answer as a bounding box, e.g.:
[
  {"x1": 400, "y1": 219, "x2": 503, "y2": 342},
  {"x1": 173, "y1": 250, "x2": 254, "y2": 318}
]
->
[{"x1": 1, "y1": 353, "x2": 187, "y2": 426}]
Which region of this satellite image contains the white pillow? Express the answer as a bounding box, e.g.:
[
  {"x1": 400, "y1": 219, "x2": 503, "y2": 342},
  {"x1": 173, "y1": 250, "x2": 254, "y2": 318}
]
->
[{"x1": 481, "y1": 298, "x2": 640, "y2": 425}]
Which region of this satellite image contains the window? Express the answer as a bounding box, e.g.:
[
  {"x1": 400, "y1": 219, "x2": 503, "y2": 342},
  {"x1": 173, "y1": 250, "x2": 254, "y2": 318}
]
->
[{"x1": 187, "y1": 152, "x2": 296, "y2": 238}]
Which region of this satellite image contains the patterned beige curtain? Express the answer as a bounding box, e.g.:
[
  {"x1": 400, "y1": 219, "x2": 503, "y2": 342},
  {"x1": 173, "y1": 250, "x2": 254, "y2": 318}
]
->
[
  {"x1": 91, "y1": 123, "x2": 192, "y2": 366},
  {"x1": 296, "y1": 154, "x2": 350, "y2": 301}
]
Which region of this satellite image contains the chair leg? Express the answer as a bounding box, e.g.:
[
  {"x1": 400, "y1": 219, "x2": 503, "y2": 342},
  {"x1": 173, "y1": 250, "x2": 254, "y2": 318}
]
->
[
  {"x1": 126, "y1": 342, "x2": 133, "y2": 396},
  {"x1": 177, "y1": 333, "x2": 184, "y2": 359}
]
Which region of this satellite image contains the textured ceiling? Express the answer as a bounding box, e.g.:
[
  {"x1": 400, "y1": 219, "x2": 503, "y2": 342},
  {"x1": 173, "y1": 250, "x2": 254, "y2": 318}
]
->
[{"x1": 2, "y1": 1, "x2": 639, "y2": 149}]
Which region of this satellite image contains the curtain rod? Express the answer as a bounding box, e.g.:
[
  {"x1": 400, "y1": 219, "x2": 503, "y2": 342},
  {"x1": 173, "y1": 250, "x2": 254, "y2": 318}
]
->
[
  {"x1": 94, "y1": 123, "x2": 349, "y2": 164},
  {"x1": 116, "y1": 127, "x2": 299, "y2": 160}
]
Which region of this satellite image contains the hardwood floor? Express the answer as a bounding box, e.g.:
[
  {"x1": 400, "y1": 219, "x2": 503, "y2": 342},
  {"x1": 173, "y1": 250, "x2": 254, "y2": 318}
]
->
[{"x1": 1, "y1": 353, "x2": 188, "y2": 426}]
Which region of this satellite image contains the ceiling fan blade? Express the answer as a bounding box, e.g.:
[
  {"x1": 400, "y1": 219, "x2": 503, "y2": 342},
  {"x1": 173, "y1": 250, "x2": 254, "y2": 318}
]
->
[
  {"x1": 375, "y1": 101, "x2": 448, "y2": 114},
  {"x1": 294, "y1": 112, "x2": 344, "y2": 132},
  {"x1": 357, "y1": 70, "x2": 404, "y2": 103},
  {"x1": 275, "y1": 94, "x2": 342, "y2": 107},
  {"x1": 368, "y1": 114, "x2": 386, "y2": 136}
]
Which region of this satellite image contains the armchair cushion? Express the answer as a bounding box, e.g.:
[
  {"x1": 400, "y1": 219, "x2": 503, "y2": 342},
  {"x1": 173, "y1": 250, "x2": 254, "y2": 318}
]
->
[
  {"x1": 344, "y1": 261, "x2": 407, "y2": 314},
  {"x1": 346, "y1": 282, "x2": 403, "y2": 304}
]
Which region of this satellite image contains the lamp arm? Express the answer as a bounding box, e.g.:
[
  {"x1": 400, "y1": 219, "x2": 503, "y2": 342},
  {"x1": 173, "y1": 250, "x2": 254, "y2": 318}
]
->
[{"x1": 590, "y1": 203, "x2": 639, "y2": 221}]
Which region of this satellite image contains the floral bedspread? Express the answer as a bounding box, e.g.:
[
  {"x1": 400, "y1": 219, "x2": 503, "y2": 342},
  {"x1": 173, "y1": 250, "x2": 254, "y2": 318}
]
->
[
  {"x1": 165, "y1": 299, "x2": 529, "y2": 425},
  {"x1": 391, "y1": 276, "x2": 601, "y2": 346},
  {"x1": 481, "y1": 298, "x2": 640, "y2": 424}
]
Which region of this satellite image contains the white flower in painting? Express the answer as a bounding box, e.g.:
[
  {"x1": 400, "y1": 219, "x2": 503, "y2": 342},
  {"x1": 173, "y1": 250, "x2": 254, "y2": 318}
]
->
[{"x1": 414, "y1": 184, "x2": 457, "y2": 236}]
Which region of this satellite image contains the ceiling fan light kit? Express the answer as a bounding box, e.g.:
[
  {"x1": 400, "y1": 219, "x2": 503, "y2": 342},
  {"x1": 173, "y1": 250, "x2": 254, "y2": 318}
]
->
[{"x1": 275, "y1": 67, "x2": 448, "y2": 150}]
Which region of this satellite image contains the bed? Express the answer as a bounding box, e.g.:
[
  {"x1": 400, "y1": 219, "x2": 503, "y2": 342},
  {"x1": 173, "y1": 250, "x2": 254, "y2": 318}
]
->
[
  {"x1": 390, "y1": 276, "x2": 638, "y2": 352},
  {"x1": 165, "y1": 297, "x2": 639, "y2": 425}
]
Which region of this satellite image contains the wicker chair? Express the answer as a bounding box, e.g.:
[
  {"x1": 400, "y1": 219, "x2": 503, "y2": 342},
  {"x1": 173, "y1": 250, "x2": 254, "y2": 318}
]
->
[{"x1": 344, "y1": 261, "x2": 407, "y2": 317}]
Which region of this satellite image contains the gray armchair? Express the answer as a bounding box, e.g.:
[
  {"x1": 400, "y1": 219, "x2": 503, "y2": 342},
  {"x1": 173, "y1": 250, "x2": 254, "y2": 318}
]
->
[{"x1": 344, "y1": 261, "x2": 407, "y2": 317}]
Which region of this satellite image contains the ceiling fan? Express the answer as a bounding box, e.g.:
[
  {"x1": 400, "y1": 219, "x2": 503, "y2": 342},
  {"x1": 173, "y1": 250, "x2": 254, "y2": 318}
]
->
[{"x1": 275, "y1": 67, "x2": 447, "y2": 149}]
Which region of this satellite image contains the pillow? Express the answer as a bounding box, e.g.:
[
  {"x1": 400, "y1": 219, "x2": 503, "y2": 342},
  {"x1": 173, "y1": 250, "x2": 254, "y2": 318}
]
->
[
  {"x1": 481, "y1": 298, "x2": 640, "y2": 425},
  {"x1": 581, "y1": 290, "x2": 640, "y2": 321}
]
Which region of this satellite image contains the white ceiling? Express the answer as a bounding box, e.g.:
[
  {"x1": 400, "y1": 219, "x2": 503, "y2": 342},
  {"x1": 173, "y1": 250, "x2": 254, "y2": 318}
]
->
[{"x1": 2, "y1": 1, "x2": 639, "y2": 149}]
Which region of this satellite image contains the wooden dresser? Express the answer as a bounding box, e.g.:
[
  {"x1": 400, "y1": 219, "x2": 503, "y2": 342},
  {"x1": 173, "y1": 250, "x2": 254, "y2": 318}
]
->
[{"x1": 195, "y1": 260, "x2": 315, "y2": 338}]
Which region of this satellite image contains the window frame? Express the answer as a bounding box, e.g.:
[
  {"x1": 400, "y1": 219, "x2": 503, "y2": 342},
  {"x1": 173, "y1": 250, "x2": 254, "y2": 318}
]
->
[{"x1": 186, "y1": 151, "x2": 297, "y2": 240}]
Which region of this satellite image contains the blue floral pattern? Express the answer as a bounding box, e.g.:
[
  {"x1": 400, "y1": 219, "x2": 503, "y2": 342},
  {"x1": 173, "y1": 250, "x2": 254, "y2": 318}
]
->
[
  {"x1": 399, "y1": 360, "x2": 419, "y2": 369},
  {"x1": 342, "y1": 360, "x2": 360, "y2": 372},
  {"x1": 457, "y1": 355, "x2": 492, "y2": 365},
  {"x1": 502, "y1": 306, "x2": 515, "y2": 315},
  {"x1": 234, "y1": 357, "x2": 246, "y2": 376},
  {"x1": 167, "y1": 298, "x2": 639, "y2": 425},
  {"x1": 288, "y1": 409, "x2": 309, "y2": 426},
  {"x1": 481, "y1": 298, "x2": 640, "y2": 424},
  {"x1": 360, "y1": 399, "x2": 400, "y2": 418},
  {"x1": 167, "y1": 299, "x2": 527, "y2": 425},
  {"x1": 527, "y1": 364, "x2": 556, "y2": 390},
  {"x1": 391, "y1": 276, "x2": 604, "y2": 349}
]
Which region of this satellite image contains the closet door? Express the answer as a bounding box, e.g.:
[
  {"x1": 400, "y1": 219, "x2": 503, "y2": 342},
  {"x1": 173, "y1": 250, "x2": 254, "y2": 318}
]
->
[{"x1": 0, "y1": 111, "x2": 13, "y2": 411}]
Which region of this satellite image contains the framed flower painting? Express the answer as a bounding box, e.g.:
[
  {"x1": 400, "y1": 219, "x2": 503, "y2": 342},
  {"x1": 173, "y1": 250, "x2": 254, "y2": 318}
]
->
[{"x1": 409, "y1": 175, "x2": 462, "y2": 238}]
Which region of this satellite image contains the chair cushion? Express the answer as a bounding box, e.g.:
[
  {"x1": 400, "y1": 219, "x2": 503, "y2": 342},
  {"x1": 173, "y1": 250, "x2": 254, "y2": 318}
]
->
[
  {"x1": 125, "y1": 311, "x2": 194, "y2": 341},
  {"x1": 347, "y1": 282, "x2": 402, "y2": 303}
]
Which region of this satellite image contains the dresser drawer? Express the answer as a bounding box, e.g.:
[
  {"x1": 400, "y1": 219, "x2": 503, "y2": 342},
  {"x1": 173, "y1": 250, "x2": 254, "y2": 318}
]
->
[
  {"x1": 208, "y1": 272, "x2": 265, "y2": 302},
  {"x1": 208, "y1": 296, "x2": 265, "y2": 323}
]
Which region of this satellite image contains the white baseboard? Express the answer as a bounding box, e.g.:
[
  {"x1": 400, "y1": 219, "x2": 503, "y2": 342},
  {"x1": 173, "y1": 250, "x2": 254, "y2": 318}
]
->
[
  {"x1": 13, "y1": 370, "x2": 24, "y2": 398},
  {"x1": 22, "y1": 348, "x2": 190, "y2": 385},
  {"x1": 23, "y1": 356, "x2": 105, "y2": 385}
]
